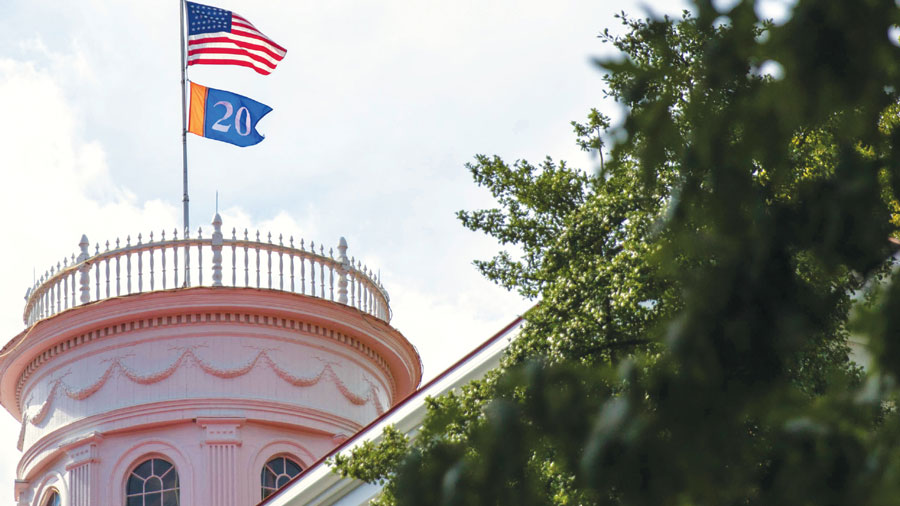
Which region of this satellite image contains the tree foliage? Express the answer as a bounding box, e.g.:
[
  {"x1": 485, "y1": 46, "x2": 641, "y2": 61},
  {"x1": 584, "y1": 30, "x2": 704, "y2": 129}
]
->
[{"x1": 333, "y1": 1, "x2": 900, "y2": 504}]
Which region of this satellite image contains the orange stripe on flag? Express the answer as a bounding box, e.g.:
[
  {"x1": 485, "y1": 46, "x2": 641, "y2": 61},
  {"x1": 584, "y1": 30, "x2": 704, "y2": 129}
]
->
[{"x1": 188, "y1": 81, "x2": 208, "y2": 137}]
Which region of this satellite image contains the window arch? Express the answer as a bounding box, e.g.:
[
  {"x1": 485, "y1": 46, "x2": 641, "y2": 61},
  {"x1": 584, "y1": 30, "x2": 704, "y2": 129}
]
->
[
  {"x1": 260, "y1": 455, "x2": 303, "y2": 499},
  {"x1": 42, "y1": 490, "x2": 61, "y2": 506},
  {"x1": 125, "y1": 458, "x2": 179, "y2": 506}
]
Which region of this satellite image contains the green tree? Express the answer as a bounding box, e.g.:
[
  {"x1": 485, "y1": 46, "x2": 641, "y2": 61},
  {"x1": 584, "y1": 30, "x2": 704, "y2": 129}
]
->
[{"x1": 334, "y1": 1, "x2": 900, "y2": 504}]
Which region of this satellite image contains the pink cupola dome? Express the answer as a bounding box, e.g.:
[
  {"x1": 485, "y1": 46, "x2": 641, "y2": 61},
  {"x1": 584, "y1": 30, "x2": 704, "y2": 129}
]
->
[{"x1": 0, "y1": 214, "x2": 422, "y2": 506}]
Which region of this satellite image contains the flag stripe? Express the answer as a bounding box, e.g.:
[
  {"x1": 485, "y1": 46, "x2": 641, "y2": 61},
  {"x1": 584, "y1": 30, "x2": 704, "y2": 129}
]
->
[
  {"x1": 231, "y1": 19, "x2": 286, "y2": 52},
  {"x1": 229, "y1": 29, "x2": 287, "y2": 54},
  {"x1": 188, "y1": 33, "x2": 285, "y2": 61},
  {"x1": 188, "y1": 82, "x2": 209, "y2": 136},
  {"x1": 188, "y1": 46, "x2": 278, "y2": 69},
  {"x1": 188, "y1": 58, "x2": 273, "y2": 75}
]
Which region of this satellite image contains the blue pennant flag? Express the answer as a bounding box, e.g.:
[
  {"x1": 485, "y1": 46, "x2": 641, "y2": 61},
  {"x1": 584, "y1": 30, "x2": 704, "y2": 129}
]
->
[{"x1": 188, "y1": 81, "x2": 272, "y2": 147}]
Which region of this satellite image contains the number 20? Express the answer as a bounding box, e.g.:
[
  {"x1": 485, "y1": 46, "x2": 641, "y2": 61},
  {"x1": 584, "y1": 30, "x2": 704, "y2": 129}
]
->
[{"x1": 212, "y1": 101, "x2": 252, "y2": 136}]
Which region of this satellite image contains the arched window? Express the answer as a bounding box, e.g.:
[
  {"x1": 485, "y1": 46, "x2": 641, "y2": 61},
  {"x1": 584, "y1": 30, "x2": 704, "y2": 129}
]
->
[
  {"x1": 42, "y1": 490, "x2": 60, "y2": 506},
  {"x1": 125, "y1": 458, "x2": 179, "y2": 506},
  {"x1": 260, "y1": 455, "x2": 302, "y2": 499}
]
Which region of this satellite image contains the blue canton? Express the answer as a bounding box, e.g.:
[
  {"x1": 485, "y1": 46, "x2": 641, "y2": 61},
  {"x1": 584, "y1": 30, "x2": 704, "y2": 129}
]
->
[{"x1": 186, "y1": 1, "x2": 232, "y2": 36}]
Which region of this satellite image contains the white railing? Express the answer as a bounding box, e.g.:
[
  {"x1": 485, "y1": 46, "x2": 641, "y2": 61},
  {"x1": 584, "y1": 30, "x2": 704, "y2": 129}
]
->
[{"x1": 23, "y1": 214, "x2": 390, "y2": 326}]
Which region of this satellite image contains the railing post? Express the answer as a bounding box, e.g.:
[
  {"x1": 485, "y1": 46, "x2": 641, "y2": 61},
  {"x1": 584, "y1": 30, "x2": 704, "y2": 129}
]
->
[
  {"x1": 211, "y1": 213, "x2": 224, "y2": 287},
  {"x1": 337, "y1": 237, "x2": 349, "y2": 304},
  {"x1": 78, "y1": 234, "x2": 91, "y2": 304}
]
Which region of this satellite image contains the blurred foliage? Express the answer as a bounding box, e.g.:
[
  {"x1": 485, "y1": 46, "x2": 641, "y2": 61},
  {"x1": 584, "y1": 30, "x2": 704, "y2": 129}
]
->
[{"x1": 332, "y1": 1, "x2": 900, "y2": 504}]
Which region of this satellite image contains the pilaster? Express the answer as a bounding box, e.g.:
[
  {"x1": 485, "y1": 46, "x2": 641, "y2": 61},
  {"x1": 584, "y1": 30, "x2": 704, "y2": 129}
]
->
[
  {"x1": 14, "y1": 480, "x2": 30, "y2": 506},
  {"x1": 197, "y1": 418, "x2": 244, "y2": 506},
  {"x1": 63, "y1": 433, "x2": 102, "y2": 506}
]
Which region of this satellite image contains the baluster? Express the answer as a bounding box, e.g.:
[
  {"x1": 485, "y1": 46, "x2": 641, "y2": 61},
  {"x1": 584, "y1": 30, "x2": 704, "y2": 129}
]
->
[
  {"x1": 255, "y1": 231, "x2": 261, "y2": 288},
  {"x1": 369, "y1": 268, "x2": 375, "y2": 314},
  {"x1": 198, "y1": 227, "x2": 203, "y2": 286},
  {"x1": 137, "y1": 233, "x2": 143, "y2": 293},
  {"x1": 71, "y1": 255, "x2": 76, "y2": 303},
  {"x1": 149, "y1": 232, "x2": 155, "y2": 291},
  {"x1": 329, "y1": 248, "x2": 335, "y2": 301},
  {"x1": 161, "y1": 230, "x2": 167, "y2": 290},
  {"x1": 350, "y1": 256, "x2": 356, "y2": 307},
  {"x1": 48, "y1": 267, "x2": 55, "y2": 314},
  {"x1": 173, "y1": 229, "x2": 179, "y2": 288},
  {"x1": 310, "y1": 241, "x2": 317, "y2": 296},
  {"x1": 267, "y1": 232, "x2": 273, "y2": 289},
  {"x1": 56, "y1": 263, "x2": 62, "y2": 311},
  {"x1": 319, "y1": 246, "x2": 325, "y2": 298},
  {"x1": 290, "y1": 237, "x2": 295, "y2": 292},
  {"x1": 278, "y1": 234, "x2": 284, "y2": 290},
  {"x1": 113, "y1": 240, "x2": 120, "y2": 295},
  {"x1": 360, "y1": 262, "x2": 367, "y2": 312},
  {"x1": 126, "y1": 235, "x2": 132, "y2": 294},
  {"x1": 244, "y1": 229, "x2": 250, "y2": 287},
  {"x1": 94, "y1": 244, "x2": 100, "y2": 300},
  {"x1": 232, "y1": 228, "x2": 237, "y2": 287},
  {"x1": 63, "y1": 269, "x2": 68, "y2": 309},
  {"x1": 361, "y1": 266, "x2": 367, "y2": 313},
  {"x1": 300, "y1": 239, "x2": 306, "y2": 294},
  {"x1": 104, "y1": 242, "x2": 110, "y2": 297}
]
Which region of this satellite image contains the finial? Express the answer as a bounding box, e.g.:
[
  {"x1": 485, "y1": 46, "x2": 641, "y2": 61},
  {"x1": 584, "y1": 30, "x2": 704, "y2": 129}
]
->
[
  {"x1": 268, "y1": 232, "x2": 272, "y2": 244},
  {"x1": 198, "y1": 227, "x2": 203, "y2": 239},
  {"x1": 300, "y1": 238, "x2": 305, "y2": 251},
  {"x1": 105, "y1": 240, "x2": 110, "y2": 251},
  {"x1": 212, "y1": 212, "x2": 222, "y2": 227},
  {"x1": 137, "y1": 233, "x2": 142, "y2": 245},
  {"x1": 149, "y1": 231, "x2": 154, "y2": 242},
  {"x1": 72, "y1": 234, "x2": 91, "y2": 263},
  {"x1": 256, "y1": 230, "x2": 260, "y2": 242},
  {"x1": 279, "y1": 233, "x2": 283, "y2": 246},
  {"x1": 244, "y1": 228, "x2": 249, "y2": 240},
  {"x1": 126, "y1": 235, "x2": 131, "y2": 247},
  {"x1": 290, "y1": 236, "x2": 294, "y2": 248},
  {"x1": 161, "y1": 230, "x2": 165, "y2": 241},
  {"x1": 173, "y1": 228, "x2": 178, "y2": 240},
  {"x1": 232, "y1": 227, "x2": 236, "y2": 240},
  {"x1": 95, "y1": 243, "x2": 100, "y2": 255}
]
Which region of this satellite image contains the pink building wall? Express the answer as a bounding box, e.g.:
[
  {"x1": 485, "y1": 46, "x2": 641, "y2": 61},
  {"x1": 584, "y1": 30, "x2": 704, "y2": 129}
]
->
[{"x1": 1, "y1": 286, "x2": 421, "y2": 506}]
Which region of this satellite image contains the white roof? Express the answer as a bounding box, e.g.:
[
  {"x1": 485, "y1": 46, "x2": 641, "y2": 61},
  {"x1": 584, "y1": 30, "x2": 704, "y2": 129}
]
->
[{"x1": 258, "y1": 316, "x2": 525, "y2": 506}]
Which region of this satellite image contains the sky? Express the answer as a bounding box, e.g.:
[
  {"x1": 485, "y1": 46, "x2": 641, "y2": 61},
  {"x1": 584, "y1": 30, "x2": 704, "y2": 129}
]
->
[{"x1": 0, "y1": 0, "x2": 799, "y2": 502}]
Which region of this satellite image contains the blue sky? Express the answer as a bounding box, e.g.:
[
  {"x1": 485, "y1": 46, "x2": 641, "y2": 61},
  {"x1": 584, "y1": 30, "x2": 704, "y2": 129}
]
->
[{"x1": 5, "y1": 0, "x2": 820, "y2": 500}]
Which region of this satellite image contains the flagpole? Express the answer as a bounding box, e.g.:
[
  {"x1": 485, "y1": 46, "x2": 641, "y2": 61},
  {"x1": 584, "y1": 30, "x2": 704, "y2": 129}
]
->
[{"x1": 179, "y1": 0, "x2": 190, "y2": 237}]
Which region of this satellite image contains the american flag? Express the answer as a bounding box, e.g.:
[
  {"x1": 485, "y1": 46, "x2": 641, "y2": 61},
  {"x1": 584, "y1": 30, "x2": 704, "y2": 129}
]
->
[{"x1": 186, "y1": 1, "x2": 286, "y2": 76}]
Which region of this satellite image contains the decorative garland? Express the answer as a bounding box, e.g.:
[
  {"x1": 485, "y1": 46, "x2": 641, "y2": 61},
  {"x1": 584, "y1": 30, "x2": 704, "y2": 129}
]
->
[{"x1": 18, "y1": 346, "x2": 385, "y2": 450}]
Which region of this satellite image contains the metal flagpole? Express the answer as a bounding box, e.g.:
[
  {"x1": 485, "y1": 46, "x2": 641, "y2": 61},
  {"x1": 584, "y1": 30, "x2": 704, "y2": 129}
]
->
[{"x1": 179, "y1": 0, "x2": 190, "y2": 237}]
